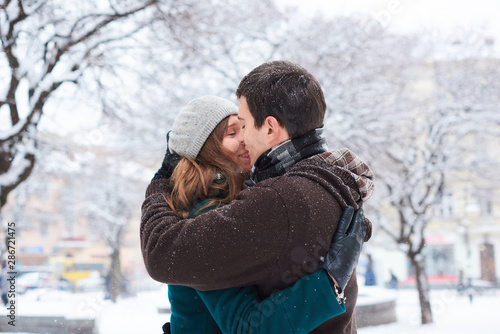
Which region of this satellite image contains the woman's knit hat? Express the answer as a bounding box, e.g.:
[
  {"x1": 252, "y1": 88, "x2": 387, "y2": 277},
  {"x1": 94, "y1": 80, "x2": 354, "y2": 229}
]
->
[{"x1": 169, "y1": 95, "x2": 238, "y2": 159}]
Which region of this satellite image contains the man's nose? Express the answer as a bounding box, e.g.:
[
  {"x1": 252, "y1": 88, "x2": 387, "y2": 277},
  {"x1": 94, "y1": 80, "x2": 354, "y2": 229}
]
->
[{"x1": 237, "y1": 131, "x2": 245, "y2": 143}]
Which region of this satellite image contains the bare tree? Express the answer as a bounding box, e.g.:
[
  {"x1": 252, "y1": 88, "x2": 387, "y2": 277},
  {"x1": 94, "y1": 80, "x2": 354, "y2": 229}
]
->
[
  {"x1": 87, "y1": 191, "x2": 130, "y2": 303},
  {"x1": 0, "y1": 0, "x2": 168, "y2": 209},
  {"x1": 362, "y1": 33, "x2": 499, "y2": 324},
  {"x1": 0, "y1": 0, "x2": 285, "y2": 212}
]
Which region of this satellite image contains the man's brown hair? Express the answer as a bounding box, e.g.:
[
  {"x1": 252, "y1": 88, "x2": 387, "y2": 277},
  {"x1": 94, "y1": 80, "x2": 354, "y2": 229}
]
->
[{"x1": 236, "y1": 60, "x2": 326, "y2": 138}]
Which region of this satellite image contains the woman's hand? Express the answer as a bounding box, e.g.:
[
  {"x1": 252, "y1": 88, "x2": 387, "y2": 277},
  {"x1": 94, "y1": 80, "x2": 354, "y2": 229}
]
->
[
  {"x1": 319, "y1": 206, "x2": 366, "y2": 294},
  {"x1": 152, "y1": 131, "x2": 182, "y2": 180}
]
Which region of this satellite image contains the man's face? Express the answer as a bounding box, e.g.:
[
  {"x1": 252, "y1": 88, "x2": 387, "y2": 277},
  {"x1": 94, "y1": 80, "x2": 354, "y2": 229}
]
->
[{"x1": 237, "y1": 97, "x2": 271, "y2": 167}]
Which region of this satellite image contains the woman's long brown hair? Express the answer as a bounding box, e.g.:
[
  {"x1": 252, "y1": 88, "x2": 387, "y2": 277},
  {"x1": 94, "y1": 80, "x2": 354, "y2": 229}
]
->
[{"x1": 166, "y1": 117, "x2": 248, "y2": 218}]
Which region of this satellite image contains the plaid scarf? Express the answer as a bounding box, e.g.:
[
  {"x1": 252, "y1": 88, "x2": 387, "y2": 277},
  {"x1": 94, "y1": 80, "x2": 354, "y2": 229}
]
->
[
  {"x1": 245, "y1": 128, "x2": 328, "y2": 187},
  {"x1": 312, "y1": 149, "x2": 375, "y2": 202}
]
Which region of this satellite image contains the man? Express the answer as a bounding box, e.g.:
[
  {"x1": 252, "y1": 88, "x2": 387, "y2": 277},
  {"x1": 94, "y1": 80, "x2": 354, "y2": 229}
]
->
[{"x1": 141, "y1": 60, "x2": 374, "y2": 333}]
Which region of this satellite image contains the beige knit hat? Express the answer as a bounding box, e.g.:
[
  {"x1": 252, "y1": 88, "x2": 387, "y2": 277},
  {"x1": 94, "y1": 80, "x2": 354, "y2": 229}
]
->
[{"x1": 169, "y1": 95, "x2": 238, "y2": 159}]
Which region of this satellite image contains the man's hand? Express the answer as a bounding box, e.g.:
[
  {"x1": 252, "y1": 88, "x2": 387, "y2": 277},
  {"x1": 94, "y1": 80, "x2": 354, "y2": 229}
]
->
[
  {"x1": 319, "y1": 206, "x2": 366, "y2": 293},
  {"x1": 152, "y1": 132, "x2": 182, "y2": 181}
]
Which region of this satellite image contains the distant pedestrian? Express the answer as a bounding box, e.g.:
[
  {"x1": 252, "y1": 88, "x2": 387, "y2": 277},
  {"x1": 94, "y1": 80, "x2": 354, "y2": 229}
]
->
[
  {"x1": 365, "y1": 264, "x2": 376, "y2": 286},
  {"x1": 466, "y1": 279, "x2": 475, "y2": 304},
  {"x1": 388, "y1": 270, "x2": 399, "y2": 289},
  {"x1": 104, "y1": 269, "x2": 111, "y2": 300},
  {"x1": 1, "y1": 261, "x2": 9, "y2": 305}
]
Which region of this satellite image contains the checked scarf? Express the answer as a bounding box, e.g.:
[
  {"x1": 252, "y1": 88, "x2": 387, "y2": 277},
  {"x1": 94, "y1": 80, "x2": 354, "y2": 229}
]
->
[
  {"x1": 312, "y1": 149, "x2": 375, "y2": 202},
  {"x1": 245, "y1": 128, "x2": 328, "y2": 187}
]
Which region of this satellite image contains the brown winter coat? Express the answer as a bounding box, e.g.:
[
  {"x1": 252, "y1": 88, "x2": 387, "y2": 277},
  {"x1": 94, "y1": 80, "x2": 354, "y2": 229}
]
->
[{"x1": 141, "y1": 151, "x2": 373, "y2": 333}]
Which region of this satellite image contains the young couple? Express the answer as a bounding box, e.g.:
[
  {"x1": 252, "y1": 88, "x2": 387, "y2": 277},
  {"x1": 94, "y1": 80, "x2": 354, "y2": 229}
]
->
[{"x1": 141, "y1": 60, "x2": 375, "y2": 333}]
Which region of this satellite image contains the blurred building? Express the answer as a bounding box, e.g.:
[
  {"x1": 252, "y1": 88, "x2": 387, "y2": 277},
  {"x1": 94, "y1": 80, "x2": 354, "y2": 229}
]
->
[
  {"x1": 0, "y1": 134, "x2": 150, "y2": 290},
  {"x1": 363, "y1": 58, "x2": 500, "y2": 290}
]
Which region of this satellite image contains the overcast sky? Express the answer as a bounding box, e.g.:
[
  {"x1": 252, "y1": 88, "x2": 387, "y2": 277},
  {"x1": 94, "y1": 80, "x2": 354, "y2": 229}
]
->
[{"x1": 275, "y1": 0, "x2": 500, "y2": 37}]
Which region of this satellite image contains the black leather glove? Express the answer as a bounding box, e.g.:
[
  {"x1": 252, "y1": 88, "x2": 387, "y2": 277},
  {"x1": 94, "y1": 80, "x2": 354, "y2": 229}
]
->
[
  {"x1": 319, "y1": 206, "x2": 366, "y2": 293},
  {"x1": 152, "y1": 131, "x2": 182, "y2": 181}
]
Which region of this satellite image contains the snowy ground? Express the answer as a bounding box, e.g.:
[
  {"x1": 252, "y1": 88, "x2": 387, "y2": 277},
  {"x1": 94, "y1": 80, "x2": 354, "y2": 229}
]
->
[
  {"x1": 2, "y1": 287, "x2": 499, "y2": 333},
  {"x1": 358, "y1": 288, "x2": 500, "y2": 334}
]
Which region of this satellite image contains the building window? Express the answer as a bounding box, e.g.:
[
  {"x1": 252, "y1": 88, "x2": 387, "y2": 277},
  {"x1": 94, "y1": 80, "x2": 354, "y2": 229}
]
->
[
  {"x1": 424, "y1": 245, "x2": 456, "y2": 277},
  {"x1": 40, "y1": 218, "x2": 49, "y2": 237},
  {"x1": 440, "y1": 192, "x2": 453, "y2": 217},
  {"x1": 475, "y1": 188, "x2": 493, "y2": 216},
  {"x1": 483, "y1": 199, "x2": 493, "y2": 216}
]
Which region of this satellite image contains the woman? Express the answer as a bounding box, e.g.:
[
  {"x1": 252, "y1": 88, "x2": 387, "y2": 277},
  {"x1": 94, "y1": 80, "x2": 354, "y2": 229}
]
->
[{"x1": 160, "y1": 95, "x2": 359, "y2": 334}]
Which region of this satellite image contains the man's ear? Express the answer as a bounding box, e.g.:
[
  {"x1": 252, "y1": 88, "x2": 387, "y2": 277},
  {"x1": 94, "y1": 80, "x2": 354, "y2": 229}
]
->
[{"x1": 264, "y1": 116, "x2": 290, "y2": 146}]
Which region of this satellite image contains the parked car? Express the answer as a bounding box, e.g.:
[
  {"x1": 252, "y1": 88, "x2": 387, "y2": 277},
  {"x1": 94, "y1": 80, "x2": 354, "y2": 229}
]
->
[
  {"x1": 75, "y1": 271, "x2": 106, "y2": 292},
  {"x1": 17, "y1": 272, "x2": 52, "y2": 294}
]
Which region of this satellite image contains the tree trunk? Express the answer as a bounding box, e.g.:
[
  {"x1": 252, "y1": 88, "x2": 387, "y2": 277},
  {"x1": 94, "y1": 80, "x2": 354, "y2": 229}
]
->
[
  {"x1": 109, "y1": 248, "x2": 122, "y2": 303},
  {"x1": 410, "y1": 255, "x2": 433, "y2": 324},
  {"x1": 0, "y1": 138, "x2": 36, "y2": 210}
]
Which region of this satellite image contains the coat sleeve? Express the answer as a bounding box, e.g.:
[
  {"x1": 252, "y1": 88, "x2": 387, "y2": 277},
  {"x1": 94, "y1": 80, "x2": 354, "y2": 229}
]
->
[
  {"x1": 196, "y1": 270, "x2": 345, "y2": 334},
  {"x1": 167, "y1": 285, "x2": 222, "y2": 333},
  {"x1": 140, "y1": 179, "x2": 289, "y2": 290}
]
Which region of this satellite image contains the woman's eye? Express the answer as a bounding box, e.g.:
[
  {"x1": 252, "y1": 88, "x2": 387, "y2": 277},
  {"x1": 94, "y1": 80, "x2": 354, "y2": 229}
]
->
[{"x1": 227, "y1": 132, "x2": 236, "y2": 136}]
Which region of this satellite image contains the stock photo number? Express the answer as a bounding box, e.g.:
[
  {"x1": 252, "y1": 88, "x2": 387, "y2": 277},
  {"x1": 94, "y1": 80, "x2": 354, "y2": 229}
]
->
[{"x1": 6, "y1": 221, "x2": 17, "y2": 326}]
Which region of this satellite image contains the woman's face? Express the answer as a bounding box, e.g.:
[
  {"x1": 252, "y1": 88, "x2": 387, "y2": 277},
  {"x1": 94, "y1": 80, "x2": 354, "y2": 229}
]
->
[{"x1": 222, "y1": 115, "x2": 251, "y2": 173}]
